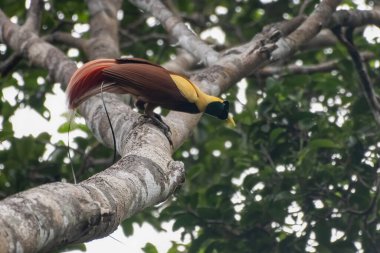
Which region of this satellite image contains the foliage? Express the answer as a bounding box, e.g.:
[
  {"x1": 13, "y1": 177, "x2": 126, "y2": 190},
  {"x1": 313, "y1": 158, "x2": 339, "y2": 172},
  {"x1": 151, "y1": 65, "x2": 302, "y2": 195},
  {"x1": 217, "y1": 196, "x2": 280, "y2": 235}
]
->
[{"x1": 0, "y1": 0, "x2": 379, "y2": 252}]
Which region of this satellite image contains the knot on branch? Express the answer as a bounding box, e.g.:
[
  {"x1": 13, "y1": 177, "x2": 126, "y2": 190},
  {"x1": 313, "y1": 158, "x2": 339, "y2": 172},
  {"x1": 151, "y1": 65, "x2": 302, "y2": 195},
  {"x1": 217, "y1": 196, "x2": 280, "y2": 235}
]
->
[
  {"x1": 167, "y1": 160, "x2": 185, "y2": 186},
  {"x1": 248, "y1": 29, "x2": 281, "y2": 59}
]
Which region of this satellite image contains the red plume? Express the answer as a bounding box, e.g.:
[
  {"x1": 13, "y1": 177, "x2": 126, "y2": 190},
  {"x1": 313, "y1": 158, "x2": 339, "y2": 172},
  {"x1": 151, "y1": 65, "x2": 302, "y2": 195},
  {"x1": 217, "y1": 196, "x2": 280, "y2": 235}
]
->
[{"x1": 66, "y1": 59, "x2": 116, "y2": 109}]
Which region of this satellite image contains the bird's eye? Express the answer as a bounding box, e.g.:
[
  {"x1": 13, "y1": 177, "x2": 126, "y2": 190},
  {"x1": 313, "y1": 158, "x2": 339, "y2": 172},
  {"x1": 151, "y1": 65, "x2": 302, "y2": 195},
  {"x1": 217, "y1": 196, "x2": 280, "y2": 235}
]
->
[
  {"x1": 205, "y1": 101, "x2": 230, "y2": 120},
  {"x1": 219, "y1": 101, "x2": 229, "y2": 120},
  {"x1": 223, "y1": 101, "x2": 229, "y2": 111}
]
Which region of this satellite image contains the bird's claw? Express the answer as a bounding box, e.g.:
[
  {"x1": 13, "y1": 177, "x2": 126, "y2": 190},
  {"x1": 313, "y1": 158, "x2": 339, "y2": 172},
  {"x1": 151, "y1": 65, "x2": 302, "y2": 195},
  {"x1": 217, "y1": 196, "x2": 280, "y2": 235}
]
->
[{"x1": 138, "y1": 114, "x2": 173, "y2": 147}]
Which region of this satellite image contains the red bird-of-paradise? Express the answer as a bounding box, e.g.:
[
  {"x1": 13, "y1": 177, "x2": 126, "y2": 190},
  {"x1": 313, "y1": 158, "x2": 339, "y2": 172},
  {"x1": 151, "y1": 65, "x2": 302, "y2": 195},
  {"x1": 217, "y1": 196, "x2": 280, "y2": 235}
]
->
[{"x1": 66, "y1": 57, "x2": 236, "y2": 130}]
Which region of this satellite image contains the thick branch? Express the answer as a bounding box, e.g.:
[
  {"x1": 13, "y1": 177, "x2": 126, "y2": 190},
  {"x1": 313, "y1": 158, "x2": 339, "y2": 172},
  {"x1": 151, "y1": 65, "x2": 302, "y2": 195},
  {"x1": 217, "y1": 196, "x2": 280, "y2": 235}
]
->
[
  {"x1": 85, "y1": 0, "x2": 121, "y2": 59},
  {"x1": 0, "y1": 10, "x2": 76, "y2": 86},
  {"x1": 0, "y1": 150, "x2": 184, "y2": 253},
  {"x1": 330, "y1": 9, "x2": 380, "y2": 27},
  {"x1": 162, "y1": 49, "x2": 197, "y2": 74},
  {"x1": 271, "y1": 0, "x2": 342, "y2": 61},
  {"x1": 300, "y1": 29, "x2": 338, "y2": 51},
  {"x1": 23, "y1": 0, "x2": 43, "y2": 32},
  {"x1": 129, "y1": 0, "x2": 219, "y2": 65},
  {"x1": 300, "y1": 9, "x2": 380, "y2": 51},
  {"x1": 73, "y1": 0, "x2": 124, "y2": 152}
]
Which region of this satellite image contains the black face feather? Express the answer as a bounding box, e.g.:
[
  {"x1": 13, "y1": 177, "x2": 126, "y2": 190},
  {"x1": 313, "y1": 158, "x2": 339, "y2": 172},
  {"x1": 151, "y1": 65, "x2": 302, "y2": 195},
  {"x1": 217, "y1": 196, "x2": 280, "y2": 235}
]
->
[{"x1": 205, "y1": 101, "x2": 229, "y2": 120}]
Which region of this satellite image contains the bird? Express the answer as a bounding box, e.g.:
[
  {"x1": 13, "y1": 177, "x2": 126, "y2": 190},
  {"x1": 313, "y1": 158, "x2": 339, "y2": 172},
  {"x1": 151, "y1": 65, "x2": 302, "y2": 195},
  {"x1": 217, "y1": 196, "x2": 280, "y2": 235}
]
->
[{"x1": 66, "y1": 57, "x2": 235, "y2": 143}]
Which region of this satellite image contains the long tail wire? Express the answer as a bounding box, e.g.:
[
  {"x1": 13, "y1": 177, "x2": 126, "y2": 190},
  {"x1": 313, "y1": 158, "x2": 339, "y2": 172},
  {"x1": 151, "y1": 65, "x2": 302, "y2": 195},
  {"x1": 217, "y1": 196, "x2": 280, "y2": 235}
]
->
[
  {"x1": 67, "y1": 83, "x2": 122, "y2": 245},
  {"x1": 68, "y1": 111, "x2": 77, "y2": 184},
  {"x1": 101, "y1": 82, "x2": 117, "y2": 163},
  {"x1": 67, "y1": 82, "x2": 117, "y2": 184},
  {"x1": 99, "y1": 82, "x2": 122, "y2": 245}
]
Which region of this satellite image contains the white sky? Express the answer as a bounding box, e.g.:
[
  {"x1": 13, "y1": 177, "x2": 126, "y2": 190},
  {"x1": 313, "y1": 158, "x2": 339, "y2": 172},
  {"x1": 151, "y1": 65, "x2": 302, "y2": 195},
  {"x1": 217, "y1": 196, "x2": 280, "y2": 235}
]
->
[{"x1": 69, "y1": 222, "x2": 184, "y2": 253}]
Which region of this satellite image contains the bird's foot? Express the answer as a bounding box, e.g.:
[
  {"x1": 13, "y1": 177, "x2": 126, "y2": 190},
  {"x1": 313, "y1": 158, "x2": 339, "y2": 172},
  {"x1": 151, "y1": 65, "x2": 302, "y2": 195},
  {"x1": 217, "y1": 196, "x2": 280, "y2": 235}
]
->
[{"x1": 138, "y1": 113, "x2": 173, "y2": 147}]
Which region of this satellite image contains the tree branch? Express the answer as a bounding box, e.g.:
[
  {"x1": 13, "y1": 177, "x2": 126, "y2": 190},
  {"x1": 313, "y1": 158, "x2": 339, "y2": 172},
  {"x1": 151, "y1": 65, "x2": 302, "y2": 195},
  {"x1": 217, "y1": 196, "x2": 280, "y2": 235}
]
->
[
  {"x1": 0, "y1": 52, "x2": 22, "y2": 77},
  {"x1": 162, "y1": 49, "x2": 197, "y2": 74},
  {"x1": 300, "y1": 8, "x2": 380, "y2": 51},
  {"x1": 0, "y1": 10, "x2": 76, "y2": 86},
  {"x1": 46, "y1": 32, "x2": 87, "y2": 51},
  {"x1": 271, "y1": 0, "x2": 342, "y2": 61},
  {"x1": 257, "y1": 51, "x2": 374, "y2": 77},
  {"x1": 128, "y1": 0, "x2": 219, "y2": 65},
  {"x1": 119, "y1": 32, "x2": 167, "y2": 49},
  {"x1": 330, "y1": 9, "x2": 380, "y2": 27},
  {"x1": 23, "y1": 0, "x2": 43, "y2": 32},
  {"x1": 299, "y1": 0, "x2": 313, "y2": 15},
  {"x1": 84, "y1": 0, "x2": 121, "y2": 59},
  {"x1": 300, "y1": 29, "x2": 338, "y2": 51},
  {"x1": 0, "y1": 152, "x2": 184, "y2": 252}
]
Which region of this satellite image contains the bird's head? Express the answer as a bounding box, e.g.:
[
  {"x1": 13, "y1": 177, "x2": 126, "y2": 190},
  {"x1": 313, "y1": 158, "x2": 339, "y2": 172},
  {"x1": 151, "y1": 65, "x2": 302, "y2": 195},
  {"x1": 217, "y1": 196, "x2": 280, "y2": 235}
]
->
[{"x1": 205, "y1": 101, "x2": 236, "y2": 127}]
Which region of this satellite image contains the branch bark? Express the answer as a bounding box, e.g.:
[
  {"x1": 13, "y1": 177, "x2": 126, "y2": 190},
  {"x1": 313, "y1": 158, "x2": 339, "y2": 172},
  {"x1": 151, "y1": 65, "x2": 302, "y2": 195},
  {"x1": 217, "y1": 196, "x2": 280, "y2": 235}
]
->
[
  {"x1": 0, "y1": 10, "x2": 76, "y2": 86},
  {"x1": 257, "y1": 51, "x2": 374, "y2": 77},
  {"x1": 271, "y1": 0, "x2": 342, "y2": 61},
  {"x1": 46, "y1": 32, "x2": 87, "y2": 51},
  {"x1": 128, "y1": 0, "x2": 219, "y2": 65},
  {"x1": 330, "y1": 9, "x2": 380, "y2": 27},
  {"x1": 23, "y1": 0, "x2": 43, "y2": 32}
]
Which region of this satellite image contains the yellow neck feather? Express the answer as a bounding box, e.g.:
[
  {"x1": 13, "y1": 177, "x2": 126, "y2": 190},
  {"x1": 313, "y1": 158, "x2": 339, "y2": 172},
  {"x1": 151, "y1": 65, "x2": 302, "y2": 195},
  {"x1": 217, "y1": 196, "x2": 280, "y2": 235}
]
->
[{"x1": 170, "y1": 74, "x2": 223, "y2": 112}]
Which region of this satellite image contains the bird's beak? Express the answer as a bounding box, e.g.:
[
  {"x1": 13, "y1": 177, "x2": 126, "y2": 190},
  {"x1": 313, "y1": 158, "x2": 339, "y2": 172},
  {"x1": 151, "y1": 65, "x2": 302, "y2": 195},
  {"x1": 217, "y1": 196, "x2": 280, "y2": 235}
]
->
[{"x1": 226, "y1": 113, "x2": 236, "y2": 127}]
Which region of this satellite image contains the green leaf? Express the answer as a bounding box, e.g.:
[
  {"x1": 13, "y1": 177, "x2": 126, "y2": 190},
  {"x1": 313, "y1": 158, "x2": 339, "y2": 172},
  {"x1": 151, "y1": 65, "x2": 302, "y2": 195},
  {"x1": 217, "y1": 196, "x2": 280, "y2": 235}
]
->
[
  {"x1": 172, "y1": 213, "x2": 198, "y2": 231},
  {"x1": 269, "y1": 128, "x2": 285, "y2": 143},
  {"x1": 54, "y1": 243, "x2": 86, "y2": 252},
  {"x1": 58, "y1": 121, "x2": 89, "y2": 133},
  {"x1": 58, "y1": 121, "x2": 72, "y2": 133},
  {"x1": 188, "y1": 233, "x2": 208, "y2": 253},
  {"x1": 121, "y1": 220, "x2": 134, "y2": 236},
  {"x1": 315, "y1": 221, "x2": 331, "y2": 245},
  {"x1": 0, "y1": 128, "x2": 13, "y2": 143},
  {"x1": 330, "y1": 241, "x2": 356, "y2": 253},
  {"x1": 142, "y1": 243, "x2": 159, "y2": 253},
  {"x1": 309, "y1": 139, "x2": 340, "y2": 149}
]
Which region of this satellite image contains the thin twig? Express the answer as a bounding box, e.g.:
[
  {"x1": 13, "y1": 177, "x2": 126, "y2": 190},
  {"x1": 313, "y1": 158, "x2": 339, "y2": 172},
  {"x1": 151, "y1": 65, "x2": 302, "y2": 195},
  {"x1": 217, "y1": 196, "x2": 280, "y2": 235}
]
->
[
  {"x1": 257, "y1": 51, "x2": 374, "y2": 77},
  {"x1": 0, "y1": 52, "x2": 23, "y2": 77},
  {"x1": 299, "y1": 0, "x2": 313, "y2": 15},
  {"x1": 45, "y1": 32, "x2": 87, "y2": 50}
]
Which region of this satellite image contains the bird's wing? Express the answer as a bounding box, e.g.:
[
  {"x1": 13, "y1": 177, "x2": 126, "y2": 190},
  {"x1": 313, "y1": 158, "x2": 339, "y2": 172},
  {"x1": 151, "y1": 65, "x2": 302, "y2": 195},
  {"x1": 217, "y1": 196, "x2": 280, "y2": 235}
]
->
[
  {"x1": 101, "y1": 59, "x2": 201, "y2": 113},
  {"x1": 115, "y1": 57, "x2": 162, "y2": 67},
  {"x1": 169, "y1": 74, "x2": 199, "y2": 103},
  {"x1": 102, "y1": 61, "x2": 190, "y2": 103}
]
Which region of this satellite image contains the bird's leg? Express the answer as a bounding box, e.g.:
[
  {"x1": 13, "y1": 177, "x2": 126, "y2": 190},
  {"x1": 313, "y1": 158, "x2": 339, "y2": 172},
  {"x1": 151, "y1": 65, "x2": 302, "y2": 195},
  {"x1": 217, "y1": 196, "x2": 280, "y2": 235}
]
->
[
  {"x1": 135, "y1": 99, "x2": 146, "y2": 111},
  {"x1": 137, "y1": 101, "x2": 173, "y2": 146},
  {"x1": 145, "y1": 104, "x2": 173, "y2": 146}
]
